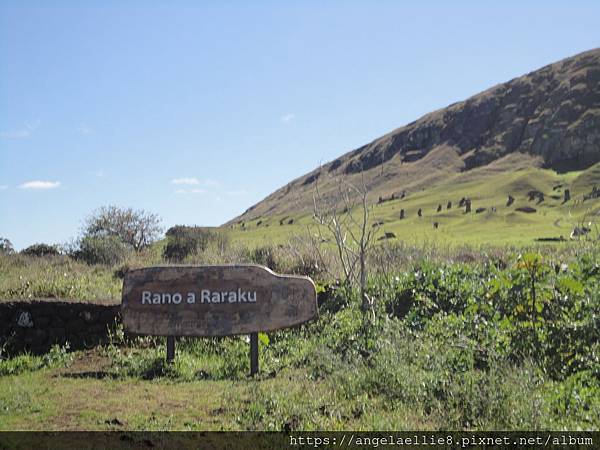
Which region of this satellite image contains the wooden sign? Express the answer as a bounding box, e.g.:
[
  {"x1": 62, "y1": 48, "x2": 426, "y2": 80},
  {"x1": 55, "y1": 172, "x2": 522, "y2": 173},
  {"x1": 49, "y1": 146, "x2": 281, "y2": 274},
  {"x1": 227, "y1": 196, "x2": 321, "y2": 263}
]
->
[{"x1": 121, "y1": 265, "x2": 318, "y2": 337}]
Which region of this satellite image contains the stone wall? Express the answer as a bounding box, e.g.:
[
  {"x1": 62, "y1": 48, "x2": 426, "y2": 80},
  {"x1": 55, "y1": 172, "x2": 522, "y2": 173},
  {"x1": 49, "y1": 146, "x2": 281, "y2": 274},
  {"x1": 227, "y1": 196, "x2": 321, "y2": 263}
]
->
[{"x1": 0, "y1": 298, "x2": 120, "y2": 355}]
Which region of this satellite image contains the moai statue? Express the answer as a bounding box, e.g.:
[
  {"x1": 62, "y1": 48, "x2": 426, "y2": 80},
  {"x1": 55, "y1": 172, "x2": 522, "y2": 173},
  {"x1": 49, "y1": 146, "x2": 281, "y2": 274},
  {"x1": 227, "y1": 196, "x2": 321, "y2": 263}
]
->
[
  {"x1": 465, "y1": 199, "x2": 472, "y2": 213},
  {"x1": 564, "y1": 189, "x2": 571, "y2": 203},
  {"x1": 400, "y1": 191, "x2": 406, "y2": 199},
  {"x1": 537, "y1": 192, "x2": 544, "y2": 204},
  {"x1": 433, "y1": 222, "x2": 439, "y2": 229},
  {"x1": 447, "y1": 201, "x2": 452, "y2": 210},
  {"x1": 417, "y1": 208, "x2": 422, "y2": 217},
  {"x1": 400, "y1": 209, "x2": 405, "y2": 219},
  {"x1": 507, "y1": 195, "x2": 515, "y2": 207},
  {"x1": 437, "y1": 204, "x2": 442, "y2": 213},
  {"x1": 459, "y1": 197, "x2": 466, "y2": 207}
]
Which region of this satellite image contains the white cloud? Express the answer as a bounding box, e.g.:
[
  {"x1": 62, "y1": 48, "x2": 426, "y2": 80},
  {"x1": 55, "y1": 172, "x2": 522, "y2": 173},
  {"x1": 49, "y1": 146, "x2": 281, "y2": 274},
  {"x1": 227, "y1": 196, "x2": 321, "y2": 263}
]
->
[
  {"x1": 281, "y1": 113, "x2": 295, "y2": 123},
  {"x1": 204, "y1": 178, "x2": 220, "y2": 187},
  {"x1": 18, "y1": 180, "x2": 61, "y2": 190},
  {"x1": 172, "y1": 177, "x2": 201, "y2": 185},
  {"x1": 172, "y1": 177, "x2": 220, "y2": 187},
  {"x1": 175, "y1": 188, "x2": 205, "y2": 195},
  {"x1": 0, "y1": 185, "x2": 7, "y2": 190},
  {"x1": 225, "y1": 189, "x2": 248, "y2": 196},
  {"x1": 77, "y1": 124, "x2": 93, "y2": 135},
  {"x1": 0, "y1": 120, "x2": 40, "y2": 139}
]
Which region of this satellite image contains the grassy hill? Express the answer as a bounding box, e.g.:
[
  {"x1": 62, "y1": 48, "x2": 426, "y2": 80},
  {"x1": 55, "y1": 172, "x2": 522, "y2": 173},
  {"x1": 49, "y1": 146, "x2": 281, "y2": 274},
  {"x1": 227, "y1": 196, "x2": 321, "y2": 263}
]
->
[
  {"x1": 225, "y1": 160, "x2": 599, "y2": 248},
  {"x1": 223, "y1": 48, "x2": 600, "y2": 247}
]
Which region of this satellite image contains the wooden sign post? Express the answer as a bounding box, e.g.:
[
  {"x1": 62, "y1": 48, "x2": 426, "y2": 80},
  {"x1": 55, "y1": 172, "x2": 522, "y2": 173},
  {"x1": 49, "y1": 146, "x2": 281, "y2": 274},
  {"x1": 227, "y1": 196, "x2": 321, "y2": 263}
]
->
[{"x1": 121, "y1": 265, "x2": 318, "y2": 376}]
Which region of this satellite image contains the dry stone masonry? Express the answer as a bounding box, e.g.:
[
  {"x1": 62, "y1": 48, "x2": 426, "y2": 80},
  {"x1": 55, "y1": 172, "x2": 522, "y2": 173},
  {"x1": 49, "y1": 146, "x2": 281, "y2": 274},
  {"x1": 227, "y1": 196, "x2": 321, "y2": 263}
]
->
[{"x1": 0, "y1": 299, "x2": 120, "y2": 355}]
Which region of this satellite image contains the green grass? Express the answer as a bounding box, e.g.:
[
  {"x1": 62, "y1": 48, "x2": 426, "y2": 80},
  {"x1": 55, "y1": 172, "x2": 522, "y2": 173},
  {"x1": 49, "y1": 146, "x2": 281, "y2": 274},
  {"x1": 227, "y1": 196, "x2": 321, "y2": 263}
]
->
[
  {"x1": 1, "y1": 250, "x2": 599, "y2": 431},
  {"x1": 0, "y1": 254, "x2": 121, "y2": 301},
  {"x1": 225, "y1": 165, "x2": 600, "y2": 247}
]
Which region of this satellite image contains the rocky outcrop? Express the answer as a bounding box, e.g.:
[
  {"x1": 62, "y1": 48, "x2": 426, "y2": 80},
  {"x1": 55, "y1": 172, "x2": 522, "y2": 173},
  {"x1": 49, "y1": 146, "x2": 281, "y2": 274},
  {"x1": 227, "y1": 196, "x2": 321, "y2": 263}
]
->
[{"x1": 339, "y1": 49, "x2": 600, "y2": 175}]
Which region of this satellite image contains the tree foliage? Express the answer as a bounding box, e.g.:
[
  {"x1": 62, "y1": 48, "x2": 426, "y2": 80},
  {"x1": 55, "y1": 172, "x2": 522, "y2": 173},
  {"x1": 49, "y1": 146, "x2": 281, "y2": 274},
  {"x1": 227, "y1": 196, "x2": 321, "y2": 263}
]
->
[
  {"x1": 0, "y1": 237, "x2": 14, "y2": 255},
  {"x1": 75, "y1": 235, "x2": 130, "y2": 266},
  {"x1": 83, "y1": 205, "x2": 162, "y2": 252},
  {"x1": 163, "y1": 226, "x2": 227, "y2": 261},
  {"x1": 21, "y1": 243, "x2": 60, "y2": 257}
]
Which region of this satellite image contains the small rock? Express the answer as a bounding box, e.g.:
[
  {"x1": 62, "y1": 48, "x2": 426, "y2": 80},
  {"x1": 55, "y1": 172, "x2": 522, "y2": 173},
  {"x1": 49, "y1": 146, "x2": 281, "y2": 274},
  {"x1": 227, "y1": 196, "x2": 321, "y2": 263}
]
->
[{"x1": 16, "y1": 311, "x2": 33, "y2": 328}]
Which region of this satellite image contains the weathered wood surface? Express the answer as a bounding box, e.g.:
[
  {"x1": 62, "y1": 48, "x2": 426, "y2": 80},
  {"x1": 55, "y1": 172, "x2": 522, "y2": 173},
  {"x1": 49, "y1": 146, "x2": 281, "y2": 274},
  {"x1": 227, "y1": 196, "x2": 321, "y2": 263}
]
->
[{"x1": 121, "y1": 265, "x2": 318, "y2": 336}]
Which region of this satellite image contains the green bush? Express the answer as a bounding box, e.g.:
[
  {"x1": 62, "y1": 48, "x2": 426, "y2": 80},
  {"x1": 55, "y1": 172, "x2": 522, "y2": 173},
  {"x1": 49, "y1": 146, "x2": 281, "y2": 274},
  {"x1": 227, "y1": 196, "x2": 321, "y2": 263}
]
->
[
  {"x1": 163, "y1": 226, "x2": 228, "y2": 261},
  {"x1": 21, "y1": 243, "x2": 60, "y2": 257},
  {"x1": 75, "y1": 235, "x2": 130, "y2": 265},
  {"x1": 249, "y1": 245, "x2": 279, "y2": 270}
]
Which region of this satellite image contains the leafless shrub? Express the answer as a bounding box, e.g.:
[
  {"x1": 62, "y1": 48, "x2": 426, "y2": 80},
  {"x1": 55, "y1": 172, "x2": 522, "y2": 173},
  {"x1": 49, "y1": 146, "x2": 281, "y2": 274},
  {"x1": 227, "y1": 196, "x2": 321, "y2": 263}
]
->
[{"x1": 312, "y1": 169, "x2": 379, "y2": 314}]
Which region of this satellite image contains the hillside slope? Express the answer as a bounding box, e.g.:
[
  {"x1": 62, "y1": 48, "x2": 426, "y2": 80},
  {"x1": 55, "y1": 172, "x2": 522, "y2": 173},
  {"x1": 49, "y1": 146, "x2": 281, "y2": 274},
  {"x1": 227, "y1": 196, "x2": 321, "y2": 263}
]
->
[{"x1": 229, "y1": 48, "x2": 600, "y2": 224}]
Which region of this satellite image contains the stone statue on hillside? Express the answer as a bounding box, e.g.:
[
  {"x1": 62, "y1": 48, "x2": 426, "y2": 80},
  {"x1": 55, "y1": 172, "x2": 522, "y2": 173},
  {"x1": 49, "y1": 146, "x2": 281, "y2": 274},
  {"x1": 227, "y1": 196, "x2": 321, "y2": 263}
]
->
[
  {"x1": 570, "y1": 226, "x2": 591, "y2": 239},
  {"x1": 563, "y1": 189, "x2": 571, "y2": 203},
  {"x1": 400, "y1": 209, "x2": 405, "y2": 219},
  {"x1": 417, "y1": 208, "x2": 422, "y2": 217},
  {"x1": 528, "y1": 190, "x2": 545, "y2": 204},
  {"x1": 507, "y1": 195, "x2": 515, "y2": 207}
]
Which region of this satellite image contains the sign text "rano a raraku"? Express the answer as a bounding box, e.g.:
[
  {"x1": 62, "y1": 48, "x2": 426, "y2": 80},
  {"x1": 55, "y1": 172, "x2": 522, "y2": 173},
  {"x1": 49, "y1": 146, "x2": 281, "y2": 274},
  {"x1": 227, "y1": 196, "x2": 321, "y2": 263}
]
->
[{"x1": 141, "y1": 289, "x2": 257, "y2": 305}]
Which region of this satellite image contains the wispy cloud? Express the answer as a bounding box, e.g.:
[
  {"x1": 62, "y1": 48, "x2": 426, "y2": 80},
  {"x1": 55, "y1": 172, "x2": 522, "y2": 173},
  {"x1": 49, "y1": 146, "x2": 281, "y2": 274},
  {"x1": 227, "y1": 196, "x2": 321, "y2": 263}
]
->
[
  {"x1": 0, "y1": 185, "x2": 7, "y2": 191},
  {"x1": 0, "y1": 120, "x2": 40, "y2": 139},
  {"x1": 18, "y1": 180, "x2": 61, "y2": 190},
  {"x1": 281, "y1": 113, "x2": 295, "y2": 124},
  {"x1": 175, "y1": 188, "x2": 205, "y2": 195},
  {"x1": 172, "y1": 177, "x2": 201, "y2": 185},
  {"x1": 172, "y1": 177, "x2": 220, "y2": 187},
  {"x1": 204, "y1": 178, "x2": 220, "y2": 187},
  {"x1": 77, "y1": 124, "x2": 93, "y2": 135},
  {"x1": 225, "y1": 189, "x2": 248, "y2": 196}
]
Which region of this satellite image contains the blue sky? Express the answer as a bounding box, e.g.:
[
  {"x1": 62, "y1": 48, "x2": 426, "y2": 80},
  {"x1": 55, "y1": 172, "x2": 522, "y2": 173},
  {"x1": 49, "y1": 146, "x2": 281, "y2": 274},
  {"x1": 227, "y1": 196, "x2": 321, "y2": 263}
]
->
[{"x1": 1, "y1": 1, "x2": 599, "y2": 250}]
